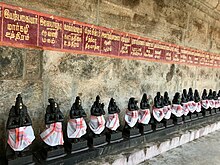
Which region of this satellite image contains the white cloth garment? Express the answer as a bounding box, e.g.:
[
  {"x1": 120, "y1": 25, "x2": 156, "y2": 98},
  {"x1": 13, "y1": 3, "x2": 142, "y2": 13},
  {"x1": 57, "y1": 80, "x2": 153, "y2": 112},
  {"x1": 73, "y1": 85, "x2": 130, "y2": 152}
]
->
[
  {"x1": 187, "y1": 101, "x2": 197, "y2": 113},
  {"x1": 215, "y1": 99, "x2": 220, "y2": 108},
  {"x1": 89, "y1": 115, "x2": 106, "y2": 134},
  {"x1": 153, "y1": 107, "x2": 165, "y2": 122},
  {"x1": 163, "y1": 105, "x2": 172, "y2": 119},
  {"x1": 182, "y1": 103, "x2": 189, "y2": 116},
  {"x1": 40, "y1": 122, "x2": 64, "y2": 147},
  {"x1": 209, "y1": 100, "x2": 215, "y2": 109},
  {"x1": 172, "y1": 104, "x2": 183, "y2": 117},
  {"x1": 138, "y1": 109, "x2": 151, "y2": 124},
  {"x1": 106, "y1": 113, "x2": 120, "y2": 131},
  {"x1": 195, "y1": 102, "x2": 202, "y2": 112},
  {"x1": 124, "y1": 110, "x2": 138, "y2": 128},
  {"x1": 7, "y1": 126, "x2": 35, "y2": 151},
  {"x1": 67, "y1": 117, "x2": 87, "y2": 138},
  {"x1": 201, "y1": 100, "x2": 209, "y2": 109}
]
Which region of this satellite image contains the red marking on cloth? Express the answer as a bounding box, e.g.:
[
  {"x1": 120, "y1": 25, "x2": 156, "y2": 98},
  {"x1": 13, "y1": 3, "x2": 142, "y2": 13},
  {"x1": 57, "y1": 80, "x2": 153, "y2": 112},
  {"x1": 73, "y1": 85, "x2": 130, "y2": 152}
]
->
[{"x1": 42, "y1": 123, "x2": 62, "y2": 141}]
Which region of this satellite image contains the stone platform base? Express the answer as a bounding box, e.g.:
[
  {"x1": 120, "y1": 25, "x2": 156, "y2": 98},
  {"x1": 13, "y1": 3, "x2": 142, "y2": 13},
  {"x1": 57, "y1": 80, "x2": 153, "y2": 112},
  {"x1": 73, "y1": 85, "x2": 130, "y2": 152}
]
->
[{"x1": 80, "y1": 115, "x2": 220, "y2": 165}]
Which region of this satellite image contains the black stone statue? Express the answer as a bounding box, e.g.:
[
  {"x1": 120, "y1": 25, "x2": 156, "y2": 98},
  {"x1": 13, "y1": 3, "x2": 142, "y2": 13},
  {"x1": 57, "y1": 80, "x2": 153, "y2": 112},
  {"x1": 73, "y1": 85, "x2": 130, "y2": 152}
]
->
[
  {"x1": 162, "y1": 91, "x2": 173, "y2": 127},
  {"x1": 218, "y1": 90, "x2": 220, "y2": 98},
  {"x1": 45, "y1": 98, "x2": 64, "y2": 124},
  {"x1": 88, "y1": 95, "x2": 107, "y2": 147},
  {"x1": 140, "y1": 93, "x2": 150, "y2": 110},
  {"x1": 91, "y1": 95, "x2": 105, "y2": 116},
  {"x1": 173, "y1": 92, "x2": 181, "y2": 104},
  {"x1": 154, "y1": 92, "x2": 164, "y2": 108},
  {"x1": 123, "y1": 97, "x2": 141, "y2": 138},
  {"x1": 65, "y1": 96, "x2": 88, "y2": 153},
  {"x1": 202, "y1": 89, "x2": 208, "y2": 100},
  {"x1": 7, "y1": 94, "x2": 32, "y2": 129},
  {"x1": 152, "y1": 92, "x2": 165, "y2": 130},
  {"x1": 70, "y1": 96, "x2": 87, "y2": 119},
  {"x1": 163, "y1": 92, "x2": 171, "y2": 106},
  {"x1": 108, "y1": 98, "x2": 120, "y2": 114},
  {"x1": 181, "y1": 89, "x2": 188, "y2": 104},
  {"x1": 194, "y1": 90, "x2": 201, "y2": 103},
  {"x1": 106, "y1": 98, "x2": 123, "y2": 143},
  {"x1": 207, "y1": 89, "x2": 213, "y2": 100},
  {"x1": 128, "y1": 97, "x2": 139, "y2": 111},
  {"x1": 6, "y1": 94, "x2": 35, "y2": 164},
  {"x1": 187, "y1": 88, "x2": 194, "y2": 102}
]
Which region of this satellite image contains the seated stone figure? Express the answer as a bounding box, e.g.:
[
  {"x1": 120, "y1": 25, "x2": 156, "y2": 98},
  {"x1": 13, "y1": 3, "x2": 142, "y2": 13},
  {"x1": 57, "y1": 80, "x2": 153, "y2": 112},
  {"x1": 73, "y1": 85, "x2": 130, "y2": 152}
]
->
[
  {"x1": 106, "y1": 98, "x2": 120, "y2": 131},
  {"x1": 194, "y1": 89, "x2": 201, "y2": 112},
  {"x1": 163, "y1": 92, "x2": 172, "y2": 119},
  {"x1": 201, "y1": 89, "x2": 209, "y2": 109},
  {"x1": 171, "y1": 92, "x2": 183, "y2": 117},
  {"x1": 7, "y1": 94, "x2": 35, "y2": 153},
  {"x1": 89, "y1": 96, "x2": 106, "y2": 135},
  {"x1": 124, "y1": 97, "x2": 139, "y2": 128},
  {"x1": 138, "y1": 93, "x2": 151, "y2": 124},
  {"x1": 67, "y1": 96, "x2": 87, "y2": 140},
  {"x1": 187, "y1": 88, "x2": 197, "y2": 113},
  {"x1": 207, "y1": 89, "x2": 215, "y2": 109},
  {"x1": 218, "y1": 90, "x2": 220, "y2": 98},
  {"x1": 40, "y1": 98, "x2": 64, "y2": 147},
  {"x1": 181, "y1": 89, "x2": 189, "y2": 116},
  {"x1": 212, "y1": 91, "x2": 220, "y2": 109},
  {"x1": 152, "y1": 92, "x2": 165, "y2": 122}
]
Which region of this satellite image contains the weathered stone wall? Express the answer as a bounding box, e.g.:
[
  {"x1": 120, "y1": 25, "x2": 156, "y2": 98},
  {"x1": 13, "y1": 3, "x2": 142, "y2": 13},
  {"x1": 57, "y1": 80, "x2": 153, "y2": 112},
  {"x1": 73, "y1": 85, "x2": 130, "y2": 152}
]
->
[{"x1": 0, "y1": 0, "x2": 220, "y2": 150}]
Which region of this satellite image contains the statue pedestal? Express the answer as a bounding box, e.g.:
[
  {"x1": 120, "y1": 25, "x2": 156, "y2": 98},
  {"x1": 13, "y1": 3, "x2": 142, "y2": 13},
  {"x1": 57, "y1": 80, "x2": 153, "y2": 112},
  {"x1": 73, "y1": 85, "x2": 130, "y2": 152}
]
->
[
  {"x1": 40, "y1": 145, "x2": 66, "y2": 161},
  {"x1": 152, "y1": 122, "x2": 165, "y2": 131},
  {"x1": 138, "y1": 124, "x2": 152, "y2": 135},
  {"x1": 173, "y1": 117, "x2": 183, "y2": 125},
  {"x1": 183, "y1": 115, "x2": 191, "y2": 122},
  {"x1": 6, "y1": 145, "x2": 34, "y2": 165},
  {"x1": 65, "y1": 138, "x2": 88, "y2": 154},
  {"x1": 123, "y1": 125, "x2": 141, "y2": 139},
  {"x1": 88, "y1": 134, "x2": 107, "y2": 148},
  {"x1": 197, "y1": 112, "x2": 203, "y2": 118},
  {"x1": 210, "y1": 109, "x2": 216, "y2": 115},
  {"x1": 106, "y1": 130, "x2": 123, "y2": 143},
  {"x1": 164, "y1": 119, "x2": 174, "y2": 127},
  {"x1": 216, "y1": 108, "x2": 220, "y2": 113},
  {"x1": 190, "y1": 113, "x2": 198, "y2": 120},
  {"x1": 204, "y1": 110, "x2": 211, "y2": 116}
]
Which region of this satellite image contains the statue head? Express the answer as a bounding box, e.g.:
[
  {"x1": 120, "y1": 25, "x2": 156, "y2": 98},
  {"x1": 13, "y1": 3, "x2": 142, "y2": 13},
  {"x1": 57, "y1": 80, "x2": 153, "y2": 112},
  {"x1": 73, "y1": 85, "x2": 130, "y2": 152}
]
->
[
  {"x1": 183, "y1": 89, "x2": 187, "y2": 96},
  {"x1": 188, "y1": 88, "x2": 193, "y2": 95},
  {"x1": 173, "y1": 92, "x2": 181, "y2": 104}
]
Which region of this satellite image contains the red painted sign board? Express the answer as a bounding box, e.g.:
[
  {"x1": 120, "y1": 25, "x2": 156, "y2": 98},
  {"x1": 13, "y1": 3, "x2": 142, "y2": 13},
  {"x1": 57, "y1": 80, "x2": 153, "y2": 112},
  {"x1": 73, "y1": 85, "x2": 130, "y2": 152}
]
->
[
  {"x1": 38, "y1": 15, "x2": 63, "y2": 48},
  {"x1": 63, "y1": 21, "x2": 83, "y2": 51},
  {"x1": 83, "y1": 26, "x2": 101, "y2": 53},
  {"x1": 101, "y1": 30, "x2": 120, "y2": 56},
  {"x1": 2, "y1": 7, "x2": 38, "y2": 45}
]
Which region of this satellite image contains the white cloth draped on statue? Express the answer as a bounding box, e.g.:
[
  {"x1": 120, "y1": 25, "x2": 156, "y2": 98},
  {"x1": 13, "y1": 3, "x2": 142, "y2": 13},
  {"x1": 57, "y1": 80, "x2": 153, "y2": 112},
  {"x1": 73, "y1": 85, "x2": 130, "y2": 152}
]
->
[
  {"x1": 153, "y1": 107, "x2": 165, "y2": 122},
  {"x1": 67, "y1": 117, "x2": 87, "y2": 139},
  {"x1": 106, "y1": 113, "x2": 120, "y2": 131},
  {"x1": 209, "y1": 100, "x2": 215, "y2": 109},
  {"x1": 163, "y1": 105, "x2": 172, "y2": 119},
  {"x1": 89, "y1": 115, "x2": 106, "y2": 134},
  {"x1": 201, "y1": 100, "x2": 209, "y2": 109},
  {"x1": 195, "y1": 102, "x2": 201, "y2": 112},
  {"x1": 187, "y1": 101, "x2": 197, "y2": 113},
  {"x1": 171, "y1": 104, "x2": 183, "y2": 117},
  {"x1": 124, "y1": 110, "x2": 138, "y2": 128},
  {"x1": 182, "y1": 103, "x2": 189, "y2": 116},
  {"x1": 40, "y1": 122, "x2": 64, "y2": 146},
  {"x1": 7, "y1": 125, "x2": 35, "y2": 151},
  {"x1": 138, "y1": 109, "x2": 151, "y2": 124},
  {"x1": 215, "y1": 99, "x2": 220, "y2": 108}
]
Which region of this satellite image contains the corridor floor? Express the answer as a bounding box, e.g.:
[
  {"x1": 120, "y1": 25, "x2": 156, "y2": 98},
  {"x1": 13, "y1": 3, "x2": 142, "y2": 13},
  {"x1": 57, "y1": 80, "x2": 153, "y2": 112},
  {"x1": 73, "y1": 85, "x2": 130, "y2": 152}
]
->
[{"x1": 141, "y1": 130, "x2": 220, "y2": 165}]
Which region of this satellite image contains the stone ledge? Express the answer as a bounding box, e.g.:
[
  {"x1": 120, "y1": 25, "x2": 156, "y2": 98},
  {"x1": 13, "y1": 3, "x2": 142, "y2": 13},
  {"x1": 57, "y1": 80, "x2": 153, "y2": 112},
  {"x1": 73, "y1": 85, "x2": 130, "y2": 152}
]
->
[{"x1": 80, "y1": 117, "x2": 220, "y2": 165}]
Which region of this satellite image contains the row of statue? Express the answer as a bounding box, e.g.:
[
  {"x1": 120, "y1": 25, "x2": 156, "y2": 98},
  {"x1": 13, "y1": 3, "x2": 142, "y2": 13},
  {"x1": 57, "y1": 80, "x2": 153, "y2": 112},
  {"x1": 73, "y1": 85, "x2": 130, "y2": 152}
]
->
[{"x1": 5, "y1": 88, "x2": 220, "y2": 164}]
